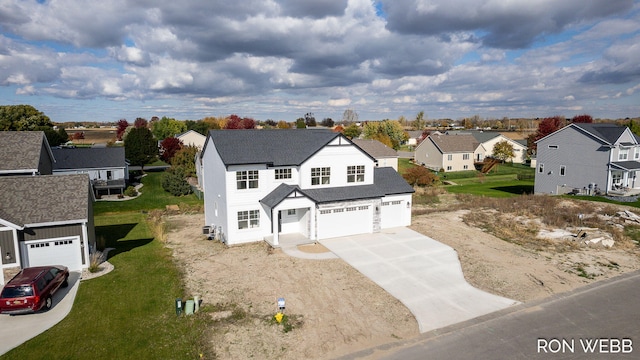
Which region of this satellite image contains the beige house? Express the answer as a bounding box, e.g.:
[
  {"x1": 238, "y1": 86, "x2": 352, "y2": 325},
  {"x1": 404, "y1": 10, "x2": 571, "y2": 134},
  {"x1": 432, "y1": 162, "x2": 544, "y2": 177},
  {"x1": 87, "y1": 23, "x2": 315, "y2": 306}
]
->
[
  {"x1": 176, "y1": 130, "x2": 206, "y2": 149},
  {"x1": 351, "y1": 138, "x2": 399, "y2": 171},
  {"x1": 414, "y1": 134, "x2": 478, "y2": 172}
]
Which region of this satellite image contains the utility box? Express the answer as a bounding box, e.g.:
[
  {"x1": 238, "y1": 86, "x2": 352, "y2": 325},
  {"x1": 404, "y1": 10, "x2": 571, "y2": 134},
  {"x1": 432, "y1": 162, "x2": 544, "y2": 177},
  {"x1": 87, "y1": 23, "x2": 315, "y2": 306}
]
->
[{"x1": 175, "y1": 298, "x2": 183, "y2": 316}]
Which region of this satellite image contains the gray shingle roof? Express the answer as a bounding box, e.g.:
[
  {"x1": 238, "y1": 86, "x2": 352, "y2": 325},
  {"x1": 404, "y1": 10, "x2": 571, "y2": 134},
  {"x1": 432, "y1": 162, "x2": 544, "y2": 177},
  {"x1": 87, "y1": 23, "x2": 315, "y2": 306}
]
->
[
  {"x1": 428, "y1": 134, "x2": 479, "y2": 153},
  {"x1": 206, "y1": 129, "x2": 340, "y2": 166},
  {"x1": 0, "y1": 174, "x2": 90, "y2": 227},
  {"x1": 446, "y1": 130, "x2": 500, "y2": 143},
  {"x1": 0, "y1": 131, "x2": 51, "y2": 173},
  {"x1": 611, "y1": 161, "x2": 640, "y2": 171},
  {"x1": 260, "y1": 167, "x2": 413, "y2": 207},
  {"x1": 573, "y1": 123, "x2": 628, "y2": 144},
  {"x1": 351, "y1": 139, "x2": 398, "y2": 158},
  {"x1": 52, "y1": 147, "x2": 126, "y2": 170}
]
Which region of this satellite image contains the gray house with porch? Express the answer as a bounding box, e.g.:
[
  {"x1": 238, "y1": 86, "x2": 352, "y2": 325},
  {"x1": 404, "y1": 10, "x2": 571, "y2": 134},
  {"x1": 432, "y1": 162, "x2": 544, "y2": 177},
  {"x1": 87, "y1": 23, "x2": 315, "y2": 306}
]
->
[{"x1": 535, "y1": 123, "x2": 640, "y2": 195}]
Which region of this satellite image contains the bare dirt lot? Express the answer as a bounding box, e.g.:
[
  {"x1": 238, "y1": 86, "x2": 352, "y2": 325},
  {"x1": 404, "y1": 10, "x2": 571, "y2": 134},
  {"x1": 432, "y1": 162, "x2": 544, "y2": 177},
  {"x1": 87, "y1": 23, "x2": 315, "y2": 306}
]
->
[{"x1": 164, "y1": 196, "x2": 639, "y2": 359}]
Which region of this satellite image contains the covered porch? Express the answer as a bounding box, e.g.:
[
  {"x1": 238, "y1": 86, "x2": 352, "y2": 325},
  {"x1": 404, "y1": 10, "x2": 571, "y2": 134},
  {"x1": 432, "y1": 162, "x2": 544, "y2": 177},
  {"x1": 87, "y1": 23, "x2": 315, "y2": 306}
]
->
[{"x1": 609, "y1": 161, "x2": 640, "y2": 195}]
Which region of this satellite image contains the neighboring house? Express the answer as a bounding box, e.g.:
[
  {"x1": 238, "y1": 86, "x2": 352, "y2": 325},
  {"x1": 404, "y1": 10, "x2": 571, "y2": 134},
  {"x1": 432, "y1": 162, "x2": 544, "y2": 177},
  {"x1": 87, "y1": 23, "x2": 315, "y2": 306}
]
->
[
  {"x1": 176, "y1": 130, "x2": 207, "y2": 150},
  {"x1": 535, "y1": 123, "x2": 640, "y2": 195},
  {"x1": 406, "y1": 131, "x2": 424, "y2": 147},
  {"x1": 0, "y1": 174, "x2": 95, "y2": 272},
  {"x1": 0, "y1": 131, "x2": 54, "y2": 176},
  {"x1": 201, "y1": 129, "x2": 414, "y2": 246},
  {"x1": 351, "y1": 138, "x2": 399, "y2": 171},
  {"x1": 414, "y1": 134, "x2": 478, "y2": 172},
  {"x1": 52, "y1": 147, "x2": 129, "y2": 196},
  {"x1": 448, "y1": 130, "x2": 528, "y2": 163}
]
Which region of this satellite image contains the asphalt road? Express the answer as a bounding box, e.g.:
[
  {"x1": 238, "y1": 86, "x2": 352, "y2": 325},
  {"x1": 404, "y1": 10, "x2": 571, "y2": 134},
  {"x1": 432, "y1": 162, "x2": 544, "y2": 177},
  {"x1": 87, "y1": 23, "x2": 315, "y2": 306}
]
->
[{"x1": 345, "y1": 270, "x2": 640, "y2": 360}]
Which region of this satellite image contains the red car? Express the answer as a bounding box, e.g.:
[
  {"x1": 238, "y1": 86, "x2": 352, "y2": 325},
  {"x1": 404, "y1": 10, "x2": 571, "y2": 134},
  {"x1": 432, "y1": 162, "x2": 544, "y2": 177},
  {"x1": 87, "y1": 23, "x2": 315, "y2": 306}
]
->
[{"x1": 0, "y1": 265, "x2": 69, "y2": 315}]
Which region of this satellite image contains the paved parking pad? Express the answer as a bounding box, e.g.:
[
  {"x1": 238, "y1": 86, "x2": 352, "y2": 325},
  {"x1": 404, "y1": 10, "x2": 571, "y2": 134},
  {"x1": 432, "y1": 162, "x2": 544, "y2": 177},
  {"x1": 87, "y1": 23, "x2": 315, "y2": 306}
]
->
[
  {"x1": 0, "y1": 272, "x2": 80, "y2": 356},
  {"x1": 321, "y1": 227, "x2": 519, "y2": 333}
]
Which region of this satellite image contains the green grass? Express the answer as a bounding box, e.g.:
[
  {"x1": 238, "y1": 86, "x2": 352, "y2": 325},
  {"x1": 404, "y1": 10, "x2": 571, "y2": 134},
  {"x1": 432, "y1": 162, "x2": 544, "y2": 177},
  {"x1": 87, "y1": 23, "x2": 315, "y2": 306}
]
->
[
  {"x1": 444, "y1": 179, "x2": 535, "y2": 197},
  {"x1": 398, "y1": 158, "x2": 418, "y2": 174},
  {"x1": 94, "y1": 170, "x2": 202, "y2": 215},
  {"x1": 3, "y1": 213, "x2": 213, "y2": 359}
]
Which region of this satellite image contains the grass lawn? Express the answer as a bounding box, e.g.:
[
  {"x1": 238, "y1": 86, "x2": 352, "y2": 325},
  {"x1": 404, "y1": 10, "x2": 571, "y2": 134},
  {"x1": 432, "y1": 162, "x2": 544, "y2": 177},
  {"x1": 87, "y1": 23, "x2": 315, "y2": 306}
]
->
[
  {"x1": 94, "y1": 170, "x2": 203, "y2": 215},
  {"x1": 444, "y1": 179, "x2": 535, "y2": 197},
  {"x1": 3, "y1": 213, "x2": 213, "y2": 359}
]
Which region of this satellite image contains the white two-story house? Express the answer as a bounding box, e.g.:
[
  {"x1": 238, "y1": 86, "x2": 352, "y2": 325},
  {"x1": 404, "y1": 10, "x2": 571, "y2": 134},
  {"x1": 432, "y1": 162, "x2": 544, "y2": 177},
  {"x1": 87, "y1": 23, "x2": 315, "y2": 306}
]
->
[{"x1": 201, "y1": 129, "x2": 414, "y2": 246}]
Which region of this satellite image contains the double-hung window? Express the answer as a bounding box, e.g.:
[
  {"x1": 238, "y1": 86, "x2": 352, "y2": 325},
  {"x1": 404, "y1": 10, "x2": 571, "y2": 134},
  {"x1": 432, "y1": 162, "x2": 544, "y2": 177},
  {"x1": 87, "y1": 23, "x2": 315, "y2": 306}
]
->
[
  {"x1": 311, "y1": 167, "x2": 330, "y2": 185},
  {"x1": 238, "y1": 210, "x2": 260, "y2": 229},
  {"x1": 619, "y1": 148, "x2": 629, "y2": 161},
  {"x1": 347, "y1": 165, "x2": 365, "y2": 183},
  {"x1": 275, "y1": 168, "x2": 292, "y2": 180},
  {"x1": 236, "y1": 170, "x2": 258, "y2": 189}
]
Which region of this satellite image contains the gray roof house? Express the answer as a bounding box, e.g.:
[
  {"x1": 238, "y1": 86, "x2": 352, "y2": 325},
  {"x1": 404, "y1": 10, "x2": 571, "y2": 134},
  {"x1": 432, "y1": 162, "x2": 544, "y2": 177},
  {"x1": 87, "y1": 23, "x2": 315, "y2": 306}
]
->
[
  {"x1": 351, "y1": 138, "x2": 399, "y2": 171},
  {"x1": 0, "y1": 131, "x2": 96, "y2": 273},
  {"x1": 0, "y1": 174, "x2": 95, "y2": 272},
  {"x1": 0, "y1": 131, "x2": 54, "y2": 176},
  {"x1": 201, "y1": 129, "x2": 414, "y2": 246},
  {"x1": 535, "y1": 123, "x2": 640, "y2": 195},
  {"x1": 52, "y1": 147, "x2": 129, "y2": 196},
  {"x1": 447, "y1": 130, "x2": 528, "y2": 163},
  {"x1": 414, "y1": 133, "x2": 478, "y2": 172}
]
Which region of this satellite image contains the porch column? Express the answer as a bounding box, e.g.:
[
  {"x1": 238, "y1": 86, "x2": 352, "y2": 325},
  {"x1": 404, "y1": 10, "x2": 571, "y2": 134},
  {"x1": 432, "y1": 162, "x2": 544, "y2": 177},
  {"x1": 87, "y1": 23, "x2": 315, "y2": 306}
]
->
[{"x1": 272, "y1": 208, "x2": 279, "y2": 246}]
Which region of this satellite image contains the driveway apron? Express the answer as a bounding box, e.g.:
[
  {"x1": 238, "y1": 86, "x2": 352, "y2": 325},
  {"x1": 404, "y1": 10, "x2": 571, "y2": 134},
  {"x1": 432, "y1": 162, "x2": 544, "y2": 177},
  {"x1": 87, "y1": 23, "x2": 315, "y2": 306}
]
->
[
  {"x1": 0, "y1": 272, "x2": 80, "y2": 356},
  {"x1": 320, "y1": 227, "x2": 519, "y2": 333}
]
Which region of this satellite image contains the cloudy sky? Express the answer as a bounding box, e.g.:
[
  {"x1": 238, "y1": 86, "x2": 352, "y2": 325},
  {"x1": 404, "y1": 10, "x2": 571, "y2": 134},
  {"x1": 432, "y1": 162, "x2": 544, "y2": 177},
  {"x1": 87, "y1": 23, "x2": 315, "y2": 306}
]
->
[{"x1": 0, "y1": 0, "x2": 639, "y2": 123}]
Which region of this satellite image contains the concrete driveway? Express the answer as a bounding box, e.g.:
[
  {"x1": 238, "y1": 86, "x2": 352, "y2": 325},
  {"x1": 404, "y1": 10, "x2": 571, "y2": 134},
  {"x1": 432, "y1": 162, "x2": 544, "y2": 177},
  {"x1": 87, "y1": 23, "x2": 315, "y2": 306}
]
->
[
  {"x1": 0, "y1": 271, "x2": 80, "y2": 356},
  {"x1": 320, "y1": 227, "x2": 519, "y2": 333}
]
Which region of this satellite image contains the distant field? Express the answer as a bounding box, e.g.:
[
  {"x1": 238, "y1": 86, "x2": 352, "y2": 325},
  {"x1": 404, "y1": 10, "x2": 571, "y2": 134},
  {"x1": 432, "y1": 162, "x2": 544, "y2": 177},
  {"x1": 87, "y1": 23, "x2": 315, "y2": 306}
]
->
[{"x1": 67, "y1": 128, "x2": 117, "y2": 144}]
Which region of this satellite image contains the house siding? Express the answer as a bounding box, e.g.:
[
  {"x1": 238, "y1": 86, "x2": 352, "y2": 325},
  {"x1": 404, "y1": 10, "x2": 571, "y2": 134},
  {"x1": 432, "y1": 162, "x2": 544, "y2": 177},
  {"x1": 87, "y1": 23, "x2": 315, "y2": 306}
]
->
[
  {"x1": 535, "y1": 126, "x2": 610, "y2": 194},
  {"x1": 38, "y1": 141, "x2": 53, "y2": 175},
  {"x1": 415, "y1": 139, "x2": 443, "y2": 170}
]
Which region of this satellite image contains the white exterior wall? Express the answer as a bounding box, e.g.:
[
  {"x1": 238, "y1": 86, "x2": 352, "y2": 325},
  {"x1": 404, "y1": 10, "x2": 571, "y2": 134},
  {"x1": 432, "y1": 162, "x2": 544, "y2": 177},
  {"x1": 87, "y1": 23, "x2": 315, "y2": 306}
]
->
[
  {"x1": 203, "y1": 142, "x2": 230, "y2": 242},
  {"x1": 442, "y1": 152, "x2": 475, "y2": 172},
  {"x1": 53, "y1": 167, "x2": 127, "y2": 181},
  {"x1": 178, "y1": 131, "x2": 207, "y2": 149},
  {"x1": 376, "y1": 157, "x2": 399, "y2": 171},
  {"x1": 299, "y1": 139, "x2": 375, "y2": 189},
  {"x1": 479, "y1": 136, "x2": 527, "y2": 163}
]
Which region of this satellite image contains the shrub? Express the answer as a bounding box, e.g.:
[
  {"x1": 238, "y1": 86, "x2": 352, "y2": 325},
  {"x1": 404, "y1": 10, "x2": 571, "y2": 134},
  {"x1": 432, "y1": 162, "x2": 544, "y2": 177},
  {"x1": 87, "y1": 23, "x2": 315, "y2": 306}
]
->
[
  {"x1": 403, "y1": 166, "x2": 439, "y2": 187},
  {"x1": 124, "y1": 186, "x2": 138, "y2": 197},
  {"x1": 161, "y1": 167, "x2": 192, "y2": 196},
  {"x1": 88, "y1": 250, "x2": 105, "y2": 273}
]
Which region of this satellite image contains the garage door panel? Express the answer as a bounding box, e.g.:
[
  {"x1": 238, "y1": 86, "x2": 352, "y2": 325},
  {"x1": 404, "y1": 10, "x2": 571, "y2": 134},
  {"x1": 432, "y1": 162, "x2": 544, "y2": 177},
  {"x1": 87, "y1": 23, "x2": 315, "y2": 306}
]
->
[
  {"x1": 318, "y1": 206, "x2": 372, "y2": 239},
  {"x1": 21, "y1": 236, "x2": 82, "y2": 271}
]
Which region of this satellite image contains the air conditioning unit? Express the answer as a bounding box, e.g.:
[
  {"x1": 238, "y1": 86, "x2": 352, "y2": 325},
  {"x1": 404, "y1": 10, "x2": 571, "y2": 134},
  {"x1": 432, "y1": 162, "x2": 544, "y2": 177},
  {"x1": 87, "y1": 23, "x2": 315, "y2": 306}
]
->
[{"x1": 202, "y1": 226, "x2": 212, "y2": 235}]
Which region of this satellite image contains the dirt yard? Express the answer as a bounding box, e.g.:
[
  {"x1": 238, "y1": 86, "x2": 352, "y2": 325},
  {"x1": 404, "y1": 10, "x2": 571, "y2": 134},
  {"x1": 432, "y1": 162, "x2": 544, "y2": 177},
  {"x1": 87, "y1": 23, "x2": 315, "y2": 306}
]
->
[{"x1": 163, "y1": 198, "x2": 640, "y2": 359}]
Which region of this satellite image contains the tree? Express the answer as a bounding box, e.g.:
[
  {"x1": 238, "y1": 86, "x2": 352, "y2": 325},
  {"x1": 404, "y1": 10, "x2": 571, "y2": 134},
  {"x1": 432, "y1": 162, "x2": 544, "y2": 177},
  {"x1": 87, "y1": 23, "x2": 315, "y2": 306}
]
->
[
  {"x1": 295, "y1": 118, "x2": 306, "y2": 129},
  {"x1": 342, "y1": 109, "x2": 358, "y2": 124},
  {"x1": 572, "y1": 114, "x2": 593, "y2": 123},
  {"x1": 71, "y1": 131, "x2": 85, "y2": 142},
  {"x1": 412, "y1": 111, "x2": 426, "y2": 130},
  {"x1": 363, "y1": 120, "x2": 408, "y2": 150},
  {"x1": 41, "y1": 126, "x2": 68, "y2": 147},
  {"x1": 225, "y1": 114, "x2": 256, "y2": 129},
  {"x1": 160, "y1": 137, "x2": 183, "y2": 164},
  {"x1": 531, "y1": 116, "x2": 565, "y2": 151},
  {"x1": 342, "y1": 124, "x2": 362, "y2": 139},
  {"x1": 263, "y1": 119, "x2": 277, "y2": 127},
  {"x1": 320, "y1": 117, "x2": 334, "y2": 127},
  {"x1": 152, "y1": 116, "x2": 187, "y2": 140},
  {"x1": 124, "y1": 127, "x2": 158, "y2": 169},
  {"x1": 628, "y1": 119, "x2": 640, "y2": 137},
  {"x1": 277, "y1": 120, "x2": 290, "y2": 129},
  {"x1": 134, "y1": 117, "x2": 148, "y2": 128},
  {"x1": 116, "y1": 119, "x2": 129, "y2": 141},
  {"x1": 304, "y1": 112, "x2": 317, "y2": 127},
  {"x1": 0, "y1": 104, "x2": 52, "y2": 131},
  {"x1": 161, "y1": 166, "x2": 192, "y2": 196},
  {"x1": 185, "y1": 119, "x2": 209, "y2": 135},
  {"x1": 492, "y1": 140, "x2": 515, "y2": 162},
  {"x1": 172, "y1": 145, "x2": 198, "y2": 177},
  {"x1": 403, "y1": 166, "x2": 439, "y2": 187}
]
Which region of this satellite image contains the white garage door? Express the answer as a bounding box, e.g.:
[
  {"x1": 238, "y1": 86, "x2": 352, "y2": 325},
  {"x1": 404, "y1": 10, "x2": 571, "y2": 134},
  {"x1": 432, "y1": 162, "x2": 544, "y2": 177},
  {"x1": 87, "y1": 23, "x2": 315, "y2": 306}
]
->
[
  {"x1": 21, "y1": 236, "x2": 82, "y2": 271},
  {"x1": 317, "y1": 205, "x2": 372, "y2": 239},
  {"x1": 381, "y1": 200, "x2": 405, "y2": 228}
]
